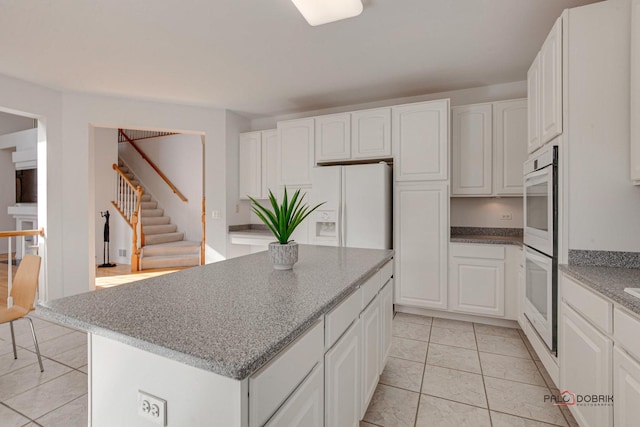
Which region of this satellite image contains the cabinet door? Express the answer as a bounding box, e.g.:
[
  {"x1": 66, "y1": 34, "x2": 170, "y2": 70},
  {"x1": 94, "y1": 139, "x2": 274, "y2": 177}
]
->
[
  {"x1": 315, "y1": 113, "x2": 351, "y2": 163},
  {"x1": 527, "y1": 53, "x2": 541, "y2": 154},
  {"x1": 361, "y1": 295, "x2": 380, "y2": 418},
  {"x1": 451, "y1": 104, "x2": 492, "y2": 195},
  {"x1": 450, "y1": 256, "x2": 504, "y2": 317},
  {"x1": 614, "y1": 346, "x2": 640, "y2": 427},
  {"x1": 392, "y1": 100, "x2": 449, "y2": 181},
  {"x1": 631, "y1": 0, "x2": 640, "y2": 184},
  {"x1": 540, "y1": 17, "x2": 563, "y2": 145},
  {"x1": 494, "y1": 99, "x2": 528, "y2": 195},
  {"x1": 394, "y1": 183, "x2": 448, "y2": 309},
  {"x1": 352, "y1": 107, "x2": 391, "y2": 160},
  {"x1": 559, "y1": 302, "x2": 613, "y2": 427},
  {"x1": 239, "y1": 131, "x2": 262, "y2": 200},
  {"x1": 278, "y1": 118, "x2": 315, "y2": 187},
  {"x1": 325, "y1": 320, "x2": 361, "y2": 427},
  {"x1": 265, "y1": 362, "x2": 324, "y2": 427},
  {"x1": 262, "y1": 129, "x2": 278, "y2": 198},
  {"x1": 379, "y1": 279, "x2": 393, "y2": 374}
]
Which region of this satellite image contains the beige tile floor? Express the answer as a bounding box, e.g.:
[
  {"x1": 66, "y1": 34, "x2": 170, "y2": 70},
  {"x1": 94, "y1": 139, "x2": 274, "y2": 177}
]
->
[
  {"x1": 0, "y1": 314, "x2": 87, "y2": 427},
  {"x1": 362, "y1": 313, "x2": 579, "y2": 427},
  {"x1": 0, "y1": 312, "x2": 579, "y2": 427}
]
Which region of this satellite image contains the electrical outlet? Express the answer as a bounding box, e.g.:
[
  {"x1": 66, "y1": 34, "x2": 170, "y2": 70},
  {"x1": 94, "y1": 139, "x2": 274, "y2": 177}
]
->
[
  {"x1": 211, "y1": 210, "x2": 221, "y2": 220},
  {"x1": 119, "y1": 249, "x2": 127, "y2": 257},
  {"x1": 500, "y1": 213, "x2": 513, "y2": 220},
  {"x1": 235, "y1": 204, "x2": 240, "y2": 213},
  {"x1": 138, "y1": 390, "x2": 166, "y2": 426}
]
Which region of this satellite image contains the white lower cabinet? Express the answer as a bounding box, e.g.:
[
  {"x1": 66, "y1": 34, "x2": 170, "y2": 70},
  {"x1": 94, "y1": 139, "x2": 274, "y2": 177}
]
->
[
  {"x1": 559, "y1": 302, "x2": 613, "y2": 427},
  {"x1": 265, "y1": 362, "x2": 324, "y2": 427},
  {"x1": 449, "y1": 244, "x2": 505, "y2": 317},
  {"x1": 613, "y1": 346, "x2": 640, "y2": 427},
  {"x1": 325, "y1": 320, "x2": 361, "y2": 427},
  {"x1": 361, "y1": 295, "x2": 381, "y2": 418},
  {"x1": 379, "y1": 279, "x2": 393, "y2": 374}
]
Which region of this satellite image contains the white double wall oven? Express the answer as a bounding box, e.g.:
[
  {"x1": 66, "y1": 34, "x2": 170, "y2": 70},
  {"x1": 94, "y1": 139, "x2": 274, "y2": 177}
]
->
[{"x1": 523, "y1": 144, "x2": 559, "y2": 353}]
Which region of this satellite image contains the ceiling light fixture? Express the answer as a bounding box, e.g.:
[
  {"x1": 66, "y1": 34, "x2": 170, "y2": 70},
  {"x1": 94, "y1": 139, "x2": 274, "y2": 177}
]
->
[{"x1": 291, "y1": 0, "x2": 363, "y2": 26}]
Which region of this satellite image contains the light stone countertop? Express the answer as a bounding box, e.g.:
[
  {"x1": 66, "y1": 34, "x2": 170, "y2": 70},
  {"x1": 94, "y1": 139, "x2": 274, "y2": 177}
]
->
[
  {"x1": 37, "y1": 245, "x2": 393, "y2": 380},
  {"x1": 450, "y1": 235, "x2": 523, "y2": 246},
  {"x1": 560, "y1": 264, "x2": 640, "y2": 316}
]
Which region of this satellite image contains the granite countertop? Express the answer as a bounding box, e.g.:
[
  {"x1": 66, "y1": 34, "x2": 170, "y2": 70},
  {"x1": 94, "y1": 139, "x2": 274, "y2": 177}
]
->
[
  {"x1": 450, "y1": 227, "x2": 523, "y2": 246},
  {"x1": 37, "y1": 245, "x2": 393, "y2": 380},
  {"x1": 450, "y1": 235, "x2": 523, "y2": 246},
  {"x1": 560, "y1": 265, "x2": 640, "y2": 316}
]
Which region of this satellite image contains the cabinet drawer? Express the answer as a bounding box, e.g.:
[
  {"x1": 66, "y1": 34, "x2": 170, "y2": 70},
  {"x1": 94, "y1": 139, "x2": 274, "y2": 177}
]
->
[
  {"x1": 361, "y1": 271, "x2": 381, "y2": 311},
  {"x1": 265, "y1": 362, "x2": 324, "y2": 427},
  {"x1": 562, "y1": 275, "x2": 612, "y2": 333},
  {"x1": 450, "y1": 243, "x2": 505, "y2": 260},
  {"x1": 325, "y1": 288, "x2": 361, "y2": 349},
  {"x1": 380, "y1": 260, "x2": 393, "y2": 284},
  {"x1": 615, "y1": 308, "x2": 640, "y2": 361},
  {"x1": 249, "y1": 319, "x2": 324, "y2": 427}
]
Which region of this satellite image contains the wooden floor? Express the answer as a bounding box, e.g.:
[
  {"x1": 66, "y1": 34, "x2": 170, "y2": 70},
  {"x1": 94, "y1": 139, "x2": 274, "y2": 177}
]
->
[
  {"x1": 95, "y1": 263, "x2": 186, "y2": 289},
  {"x1": 1, "y1": 255, "x2": 186, "y2": 307}
]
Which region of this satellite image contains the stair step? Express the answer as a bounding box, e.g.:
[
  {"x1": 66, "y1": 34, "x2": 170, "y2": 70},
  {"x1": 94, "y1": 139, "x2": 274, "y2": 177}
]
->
[
  {"x1": 141, "y1": 201, "x2": 158, "y2": 209},
  {"x1": 118, "y1": 160, "x2": 124, "y2": 167},
  {"x1": 124, "y1": 172, "x2": 134, "y2": 179},
  {"x1": 143, "y1": 224, "x2": 177, "y2": 235},
  {"x1": 141, "y1": 194, "x2": 152, "y2": 202},
  {"x1": 119, "y1": 166, "x2": 129, "y2": 173},
  {"x1": 141, "y1": 241, "x2": 201, "y2": 257},
  {"x1": 141, "y1": 216, "x2": 171, "y2": 225},
  {"x1": 141, "y1": 254, "x2": 200, "y2": 270},
  {"x1": 145, "y1": 232, "x2": 184, "y2": 245},
  {"x1": 131, "y1": 180, "x2": 140, "y2": 186},
  {"x1": 141, "y1": 208, "x2": 164, "y2": 217}
]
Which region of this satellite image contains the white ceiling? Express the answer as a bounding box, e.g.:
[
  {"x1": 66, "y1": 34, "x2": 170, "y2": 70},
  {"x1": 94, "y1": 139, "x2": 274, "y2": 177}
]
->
[{"x1": 0, "y1": 0, "x2": 600, "y2": 118}]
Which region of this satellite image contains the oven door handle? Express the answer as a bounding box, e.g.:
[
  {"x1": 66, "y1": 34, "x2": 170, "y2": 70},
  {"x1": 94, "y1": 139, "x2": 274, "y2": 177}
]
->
[
  {"x1": 524, "y1": 166, "x2": 551, "y2": 183},
  {"x1": 525, "y1": 246, "x2": 552, "y2": 266}
]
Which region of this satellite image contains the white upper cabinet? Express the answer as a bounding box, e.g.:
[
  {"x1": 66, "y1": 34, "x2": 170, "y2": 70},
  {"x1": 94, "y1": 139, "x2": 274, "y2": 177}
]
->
[
  {"x1": 451, "y1": 104, "x2": 493, "y2": 195},
  {"x1": 527, "y1": 53, "x2": 542, "y2": 154},
  {"x1": 239, "y1": 131, "x2": 262, "y2": 200},
  {"x1": 631, "y1": 0, "x2": 640, "y2": 184},
  {"x1": 262, "y1": 129, "x2": 279, "y2": 197},
  {"x1": 394, "y1": 182, "x2": 448, "y2": 309},
  {"x1": 393, "y1": 99, "x2": 449, "y2": 182},
  {"x1": 315, "y1": 108, "x2": 391, "y2": 164},
  {"x1": 315, "y1": 113, "x2": 351, "y2": 162},
  {"x1": 352, "y1": 108, "x2": 392, "y2": 160},
  {"x1": 239, "y1": 130, "x2": 278, "y2": 200},
  {"x1": 494, "y1": 99, "x2": 528, "y2": 195},
  {"x1": 278, "y1": 118, "x2": 315, "y2": 187},
  {"x1": 539, "y1": 17, "x2": 563, "y2": 145},
  {"x1": 451, "y1": 99, "x2": 527, "y2": 197}
]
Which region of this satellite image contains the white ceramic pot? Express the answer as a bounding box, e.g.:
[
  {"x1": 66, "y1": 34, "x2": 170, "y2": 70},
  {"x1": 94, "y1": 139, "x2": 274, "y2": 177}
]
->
[{"x1": 268, "y1": 241, "x2": 299, "y2": 270}]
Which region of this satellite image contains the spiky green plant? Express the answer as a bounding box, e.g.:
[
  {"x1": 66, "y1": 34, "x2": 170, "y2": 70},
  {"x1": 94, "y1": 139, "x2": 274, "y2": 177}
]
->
[{"x1": 249, "y1": 187, "x2": 325, "y2": 244}]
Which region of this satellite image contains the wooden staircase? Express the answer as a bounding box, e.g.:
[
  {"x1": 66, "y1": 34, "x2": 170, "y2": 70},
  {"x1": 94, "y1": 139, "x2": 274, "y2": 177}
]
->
[{"x1": 114, "y1": 160, "x2": 200, "y2": 270}]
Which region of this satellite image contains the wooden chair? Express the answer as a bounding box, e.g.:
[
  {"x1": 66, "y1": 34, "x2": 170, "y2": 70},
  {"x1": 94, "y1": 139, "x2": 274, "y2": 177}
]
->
[{"x1": 0, "y1": 254, "x2": 44, "y2": 372}]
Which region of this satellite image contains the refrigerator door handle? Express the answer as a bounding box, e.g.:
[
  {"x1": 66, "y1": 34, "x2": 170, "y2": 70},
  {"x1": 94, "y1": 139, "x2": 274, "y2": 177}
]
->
[{"x1": 340, "y1": 167, "x2": 347, "y2": 247}]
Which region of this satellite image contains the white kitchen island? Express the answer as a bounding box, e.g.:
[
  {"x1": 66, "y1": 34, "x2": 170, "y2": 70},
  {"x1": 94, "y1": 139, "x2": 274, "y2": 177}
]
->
[{"x1": 37, "y1": 245, "x2": 394, "y2": 427}]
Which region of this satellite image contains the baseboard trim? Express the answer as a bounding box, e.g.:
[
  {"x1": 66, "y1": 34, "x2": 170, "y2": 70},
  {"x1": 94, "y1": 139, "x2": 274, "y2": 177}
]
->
[{"x1": 394, "y1": 305, "x2": 519, "y2": 328}]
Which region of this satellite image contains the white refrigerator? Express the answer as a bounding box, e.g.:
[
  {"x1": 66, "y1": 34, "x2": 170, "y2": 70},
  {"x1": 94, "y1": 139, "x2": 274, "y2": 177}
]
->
[{"x1": 309, "y1": 163, "x2": 392, "y2": 250}]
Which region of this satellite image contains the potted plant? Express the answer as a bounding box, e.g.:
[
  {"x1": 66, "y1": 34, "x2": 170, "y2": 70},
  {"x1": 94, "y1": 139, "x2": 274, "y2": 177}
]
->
[{"x1": 249, "y1": 187, "x2": 324, "y2": 270}]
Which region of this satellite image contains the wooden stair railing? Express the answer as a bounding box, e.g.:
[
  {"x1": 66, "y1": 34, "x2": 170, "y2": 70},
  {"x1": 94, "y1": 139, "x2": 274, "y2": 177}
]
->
[
  {"x1": 0, "y1": 228, "x2": 44, "y2": 307},
  {"x1": 118, "y1": 129, "x2": 188, "y2": 202},
  {"x1": 112, "y1": 164, "x2": 143, "y2": 272}
]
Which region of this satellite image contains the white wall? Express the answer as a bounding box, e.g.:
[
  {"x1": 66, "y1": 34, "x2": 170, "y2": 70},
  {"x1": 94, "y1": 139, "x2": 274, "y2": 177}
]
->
[
  {"x1": 0, "y1": 111, "x2": 34, "y2": 136},
  {"x1": 93, "y1": 128, "x2": 130, "y2": 265},
  {"x1": 119, "y1": 133, "x2": 203, "y2": 243},
  {"x1": 0, "y1": 149, "x2": 15, "y2": 253},
  {"x1": 566, "y1": 0, "x2": 640, "y2": 252},
  {"x1": 0, "y1": 73, "x2": 64, "y2": 302},
  {"x1": 250, "y1": 81, "x2": 527, "y2": 130},
  {"x1": 450, "y1": 198, "x2": 523, "y2": 228}
]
